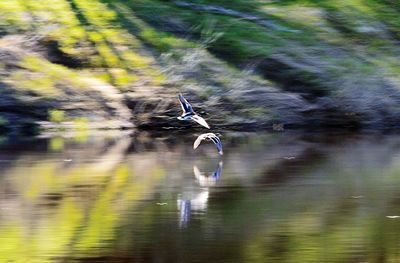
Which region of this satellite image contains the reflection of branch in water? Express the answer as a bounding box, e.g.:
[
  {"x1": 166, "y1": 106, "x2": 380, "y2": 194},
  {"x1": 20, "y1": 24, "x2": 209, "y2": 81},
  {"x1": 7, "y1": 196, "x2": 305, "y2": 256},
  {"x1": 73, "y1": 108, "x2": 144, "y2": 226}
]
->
[
  {"x1": 66, "y1": 135, "x2": 133, "y2": 252},
  {"x1": 177, "y1": 160, "x2": 223, "y2": 227},
  {"x1": 194, "y1": 161, "x2": 223, "y2": 187},
  {"x1": 91, "y1": 136, "x2": 132, "y2": 173}
]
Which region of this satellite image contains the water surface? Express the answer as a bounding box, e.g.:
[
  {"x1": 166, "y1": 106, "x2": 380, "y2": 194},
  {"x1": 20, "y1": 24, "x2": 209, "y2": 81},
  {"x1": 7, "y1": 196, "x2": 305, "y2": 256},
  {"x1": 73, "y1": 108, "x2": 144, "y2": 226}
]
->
[{"x1": 0, "y1": 131, "x2": 400, "y2": 262}]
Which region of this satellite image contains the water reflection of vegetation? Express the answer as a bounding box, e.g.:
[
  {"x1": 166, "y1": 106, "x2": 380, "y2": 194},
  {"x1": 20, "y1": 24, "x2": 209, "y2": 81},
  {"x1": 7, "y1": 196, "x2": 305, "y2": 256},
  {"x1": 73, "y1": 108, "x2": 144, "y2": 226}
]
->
[
  {"x1": 113, "y1": 134, "x2": 400, "y2": 262},
  {"x1": 1, "y1": 133, "x2": 400, "y2": 262},
  {"x1": 0, "y1": 135, "x2": 163, "y2": 262}
]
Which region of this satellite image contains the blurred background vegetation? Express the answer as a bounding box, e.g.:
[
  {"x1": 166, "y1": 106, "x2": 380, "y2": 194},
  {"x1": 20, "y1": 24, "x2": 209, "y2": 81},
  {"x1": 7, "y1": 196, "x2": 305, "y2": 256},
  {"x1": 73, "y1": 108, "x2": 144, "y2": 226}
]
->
[
  {"x1": 1, "y1": 0, "x2": 400, "y2": 134},
  {"x1": 2, "y1": 2, "x2": 400, "y2": 262}
]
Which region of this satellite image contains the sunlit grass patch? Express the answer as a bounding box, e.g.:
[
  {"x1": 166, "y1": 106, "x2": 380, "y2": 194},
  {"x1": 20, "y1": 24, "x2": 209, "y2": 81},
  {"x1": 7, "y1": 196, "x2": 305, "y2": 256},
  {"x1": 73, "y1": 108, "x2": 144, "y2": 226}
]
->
[
  {"x1": 139, "y1": 28, "x2": 195, "y2": 52},
  {"x1": 2, "y1": 0, "x2": 399, "y2": 96},
  {"x1": 108, "y1": 68, "x2": 137, "y2": 86},
  {"x1": 21, "y1": 56, "x2": 86, "y2": 88},
  {"x1": 6, "y1": 55, "x2": 91, "y2": 97},
  {"x1": 1, "y1": 0, "x2": 166, "y2": 89},
  {"x1": 124, "y1": 0, "x2": 295, "y2": 63},
  {"x1": 110, "y1": 2, "x2": 196, "y2": 51},
  {"x1": 9, "y1": 71, "x2": 59, "y2": 97},
  {"x1": 120, "y1": 50, "x2": 151, "y2": 68},
  {"x1": 0, "y1": 0, "x2": 31, "y2": 31},
  {"x1": 72, "y1": 0, "x2": 165, "y2": 86},
  {"x1": 146, "y1": 69, "x2": 166, "y2": 85}
]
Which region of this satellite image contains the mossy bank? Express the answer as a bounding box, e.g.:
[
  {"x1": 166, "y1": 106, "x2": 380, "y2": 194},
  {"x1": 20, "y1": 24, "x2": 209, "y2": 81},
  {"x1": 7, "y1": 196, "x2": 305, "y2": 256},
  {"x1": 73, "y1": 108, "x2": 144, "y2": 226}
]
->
[{"x1": 1, "y1": 0, "x2": 400, "y2": 135}]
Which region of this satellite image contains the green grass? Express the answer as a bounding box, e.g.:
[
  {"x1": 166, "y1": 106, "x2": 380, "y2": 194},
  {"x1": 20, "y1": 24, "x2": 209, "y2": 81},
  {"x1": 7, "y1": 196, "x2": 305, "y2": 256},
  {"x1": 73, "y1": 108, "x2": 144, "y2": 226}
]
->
[
  {"x1": 118, "y1": 0, "x2": 400, "y2": 96},
  {"x1": 124, "y1": 0, "x2": 293, "y2": 62},
  {"x1": 7, "y1": 55, "x2": 89, "y2": 97},
  {"x1": 1, "y1": 0, "x2": 400, "y2": 117},
  {"x1": 0, "y1": 0, "x2": 170, "y2": 89}
]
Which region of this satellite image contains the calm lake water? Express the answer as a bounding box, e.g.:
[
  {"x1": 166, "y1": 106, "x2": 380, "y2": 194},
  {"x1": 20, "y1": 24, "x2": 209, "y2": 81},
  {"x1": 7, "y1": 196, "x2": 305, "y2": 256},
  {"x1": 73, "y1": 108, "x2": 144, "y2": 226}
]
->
[{"x1": 1, "y1": 131, "x2": 400, "y2": 262}]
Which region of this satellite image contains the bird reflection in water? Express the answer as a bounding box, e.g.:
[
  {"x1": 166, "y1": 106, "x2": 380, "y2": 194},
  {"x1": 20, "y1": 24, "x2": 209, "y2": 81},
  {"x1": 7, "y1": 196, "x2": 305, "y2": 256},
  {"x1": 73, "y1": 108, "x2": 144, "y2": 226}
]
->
[
  {"x1": 194, "y1": 161, "x2": 223, "y2": 187},
  {"x1": 177, "y1": 161, "x2": 223, "y2": 227}
]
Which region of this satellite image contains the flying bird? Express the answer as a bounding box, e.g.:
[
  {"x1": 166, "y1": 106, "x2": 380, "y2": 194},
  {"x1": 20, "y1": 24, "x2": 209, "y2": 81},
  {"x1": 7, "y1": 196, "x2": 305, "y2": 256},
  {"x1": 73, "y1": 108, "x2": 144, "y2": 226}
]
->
[
  {"x1": 193, "y1": 133, "x2": 223, "y2": 155},
  {"x1": 177, "y1": 94, "x2": 210, "y2": 129}
]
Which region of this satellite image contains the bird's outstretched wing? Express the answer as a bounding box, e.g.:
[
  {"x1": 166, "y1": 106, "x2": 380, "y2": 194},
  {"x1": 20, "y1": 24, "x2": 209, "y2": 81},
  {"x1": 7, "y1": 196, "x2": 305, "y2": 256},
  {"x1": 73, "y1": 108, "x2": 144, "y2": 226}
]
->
[
  {"x1": 190, "y1": 115, "x2": 210, "y2": 129},
  {"x1": 210, "y1": 135, "x2": 223, "y2": 155},
  {"x1": 178, "y1": 94, "x2": 194, "y2": 114},
  {"x1": 193, "y1": 133, "x2": 223, "y2": 155},
  {"x1": 193, "y1": 133, "x2": 208, "y2": 150}
]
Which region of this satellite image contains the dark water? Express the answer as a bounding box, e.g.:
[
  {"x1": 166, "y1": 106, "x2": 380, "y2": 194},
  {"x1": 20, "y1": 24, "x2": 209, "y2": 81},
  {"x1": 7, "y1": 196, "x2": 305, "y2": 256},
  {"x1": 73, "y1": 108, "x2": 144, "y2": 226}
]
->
[{"x1": 1, "y1": 131, "x2": 400, "y2": 262}]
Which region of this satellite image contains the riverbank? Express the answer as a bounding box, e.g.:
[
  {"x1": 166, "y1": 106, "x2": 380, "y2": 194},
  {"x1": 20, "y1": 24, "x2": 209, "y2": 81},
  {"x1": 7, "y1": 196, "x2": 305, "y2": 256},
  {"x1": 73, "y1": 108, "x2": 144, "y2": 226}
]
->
[{"x1": 1, "y1": 0, "x2": 400, "y2": 135}]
